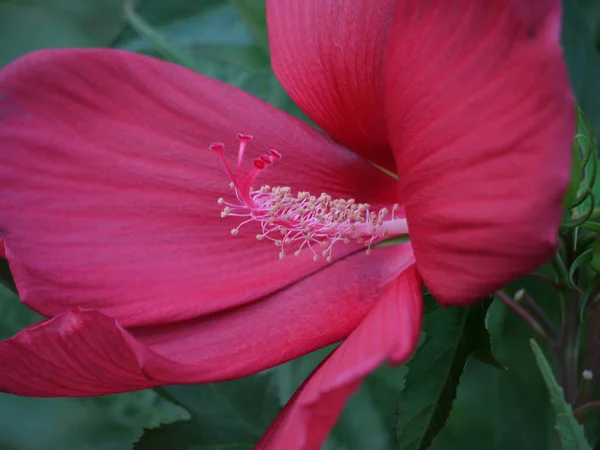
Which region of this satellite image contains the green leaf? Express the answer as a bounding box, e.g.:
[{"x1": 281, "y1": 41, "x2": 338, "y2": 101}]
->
[
  {"x1": 232, "y1": 0, "x2": 269, "y2": 52},
  {"x1": 115, "y1": 0, "x2": 269, "y2": 69},
  {"x1": 122, "y1": 0, "x2": 201, "y2": 71},
  {"x1": 530, "y1": 339, "x2": 592, "y2": 450},
  {"x1": 575, "y1": 0, "x2": 600, "y2": 50},
  {"x1": 0, "y1": 389, "x2": 188, "y2": 450},
  {"x1": 0, "y1": 0, "x2": 125, "y2": 67},
  {"x1": 562, "y1": 0, "x2": 600, "y2": 139},
  {"x1": 134, "y1": 376, "x2": 280, "y2": 450},
  {"x1": 0, "y1": 259, "x2": 16, "y2": 293},
  {"x1": 0, "y1": 282, "x2": 41, "y2": 340},
  {"x1": 395, "y1": 298, "x2": 496, "y2": 450},
  {"x1": 117, "y1": 0, "x2": 303, "y2": 119}
]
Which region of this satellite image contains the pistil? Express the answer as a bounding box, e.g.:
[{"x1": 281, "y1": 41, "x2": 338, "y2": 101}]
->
[{"x1": 210, "y1": 134, "x2": 409, "y2": 261}]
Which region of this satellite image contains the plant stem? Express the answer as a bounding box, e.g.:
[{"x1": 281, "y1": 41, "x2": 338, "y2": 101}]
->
[
  {"x1": 573, "y1": 401, "x2": 600, "y2": 419},
  {"x1": 514, "y1": 289, "x2": 559, "y2": 339},
  {"x1": 579, "y1": 301, "x2": 600, "y2": 405},
  {"x1": 496, "y1": 291, "x2": 547, "y2": 339},
  {"x1": 564, "y1": 290, "x2": 582, "y2": 404}
]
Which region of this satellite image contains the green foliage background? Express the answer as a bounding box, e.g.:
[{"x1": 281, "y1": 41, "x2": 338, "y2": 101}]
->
[{"x1": 1, "y1": 1, "x2": 600, "y2": 449}]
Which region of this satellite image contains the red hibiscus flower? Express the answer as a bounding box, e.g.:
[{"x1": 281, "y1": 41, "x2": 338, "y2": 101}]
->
[{"x1": 0, "y1": 0, "x2": 573, "y2": 448}]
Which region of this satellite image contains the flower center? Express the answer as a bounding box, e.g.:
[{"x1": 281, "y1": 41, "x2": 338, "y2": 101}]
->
[{"x1": 209, "y1": 134, "x2": 409, "y2": 262}]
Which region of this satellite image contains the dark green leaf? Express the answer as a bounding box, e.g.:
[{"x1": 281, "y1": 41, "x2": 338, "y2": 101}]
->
[
  {"x1": 116, "y1": 0, "x2": 302, "y2": 119},
  {"x1": 395, "y1": 298, "x2": 495, "y2": 450},
  {"x1": 0, "y1": 283, "x2": 41, "y2": 340},
  {"x1": 0, "y1": 0, "x2": 125, "y2": 67},
  {"x1": 0, "y1": 259, "x2": 16, "y2": 293},
  {"x1": 134, "y1": 376, "x2": 280, "y2": 450},
  {"x1": 0, "y1": 389, "x2": 188, "y2": 450},
  {"x1": 575, "y1": 0, "x2": 600, "y2": 50},
  {"x1": 561, "y1": 0, "x2": 600, "y2": 139},
  {"x1": 115, "y1": 0, "x2": 269, "y2": 69},
  {"x1": 232, "y1": 0, "x2": 269, "y2": 52},
  {"x1": 492, "y1": 281, "x2": 557, "y2": 449},
  {"x1": 530, "y1": 339, "x2": 592, "y2": 450}
]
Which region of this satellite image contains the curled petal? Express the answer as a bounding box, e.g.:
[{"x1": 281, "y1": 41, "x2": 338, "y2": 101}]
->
[
  {"x1": 0, "y1": 246, "x2": 415, "y2": 396},
  {"x1": 257, "y1": 266, "x2": 422, "y2": 450},
  {"x1": 384, "y1": 0, "x2": 574, "y2": 303}
]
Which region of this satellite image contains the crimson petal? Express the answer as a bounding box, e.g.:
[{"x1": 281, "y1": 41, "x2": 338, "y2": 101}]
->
[
  {"x1": 0, "y1": 246, "x2": 415, "y2": 396},
  {"x1": 384, "y1": 1, "x2": 574, "y2": 303},
  {"x1": 267, "y1": 0, "x2": 397, "y2": 171},
  {"x1": 0, "y1": 49, "x2": 400, "y2": 326},
  {"x1": 256, "y1": 266, "x2": 422, "y2": 449}
]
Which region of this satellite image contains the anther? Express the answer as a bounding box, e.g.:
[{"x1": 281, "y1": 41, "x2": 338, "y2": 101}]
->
[{"x1": 209, "y1": 134, "x2": 409, "y2": 264}]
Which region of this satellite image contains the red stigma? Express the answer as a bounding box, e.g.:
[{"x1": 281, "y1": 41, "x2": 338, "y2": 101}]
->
[
  {"x1": 209, "y1": 142, "x2": 224, "y2": 152},
  {"x1": 238, "y1": 134, "x2": 253, "y2": 143}
]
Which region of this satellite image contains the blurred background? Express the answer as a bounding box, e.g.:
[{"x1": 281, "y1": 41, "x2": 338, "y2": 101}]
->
[{"x1": 1, "y1": 0, "x2": 600, "y2": 449}]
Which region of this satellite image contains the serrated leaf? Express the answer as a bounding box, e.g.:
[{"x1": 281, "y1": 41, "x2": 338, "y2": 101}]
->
[
  {"x1": 395, "y1": 298, "x2": 496, "y2": 450},
  {"x1": 134, "y1": 376, "x2": 280, "y2": 450},
  {"x1": 530, "y1": 340, "x2": 592, "y2": 450}
]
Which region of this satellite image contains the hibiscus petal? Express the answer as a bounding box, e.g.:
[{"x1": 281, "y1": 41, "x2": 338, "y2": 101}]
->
[
  {"x1": 256, "y1": 265, "x2": 422, "y2": 450},
  {"x1": 0, "y1": 49, "x2": 400, "y2": 326},
  {"x1": 384, "y1": 1, "x2": 574, "y2": 304},
  {"x1": 266, "y1": 0, "x2": 397, "y2": 171},
  {"x1": 0, "y1": 246, "x2": 415, "y2": 396}
]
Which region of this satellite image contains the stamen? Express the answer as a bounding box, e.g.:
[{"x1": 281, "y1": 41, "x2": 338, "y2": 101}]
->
[{"x1": 209, "y1": 135, "x2": 409, "y2": 261}]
